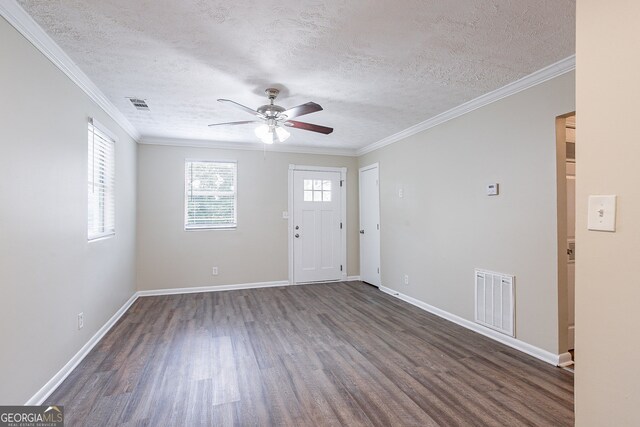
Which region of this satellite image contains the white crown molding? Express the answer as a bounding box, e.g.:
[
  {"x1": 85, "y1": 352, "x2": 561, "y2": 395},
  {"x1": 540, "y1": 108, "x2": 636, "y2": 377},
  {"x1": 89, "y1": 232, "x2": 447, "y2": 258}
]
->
[
  {"x1": 140, "y1": 136, "x2": 358, "y2": 157},
  {"x1": 0, "y1": 0, "x2": 141, "y2": 141},
  {"x1": 2, "y1": 0, "x2": 574, "y2": 158},
  {"x1": 357, "y1": 55, "x2": 576, "y2": 156},
  {"x1": 380, "y1": 286, "x2": 568, "y2": 366}
]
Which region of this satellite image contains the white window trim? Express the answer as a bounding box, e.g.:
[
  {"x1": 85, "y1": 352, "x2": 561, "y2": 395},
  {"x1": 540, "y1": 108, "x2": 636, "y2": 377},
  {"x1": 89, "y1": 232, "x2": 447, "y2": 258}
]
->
[
  {"x1": 287, "y1": 164, "x2": 348, "y2": 284},
  {"x1": 184, "y1": 159, "x2": 238, "y2": 231},
  {"x1": 88, "y1": 117, "x2": 116, "y2": 242}
]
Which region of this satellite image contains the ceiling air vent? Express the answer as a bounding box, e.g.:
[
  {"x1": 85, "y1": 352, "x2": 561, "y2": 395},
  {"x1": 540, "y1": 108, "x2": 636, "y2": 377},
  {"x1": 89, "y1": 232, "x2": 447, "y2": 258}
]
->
[{"x1": 128, "y1": 98, "x2": 149, "y2": 111}]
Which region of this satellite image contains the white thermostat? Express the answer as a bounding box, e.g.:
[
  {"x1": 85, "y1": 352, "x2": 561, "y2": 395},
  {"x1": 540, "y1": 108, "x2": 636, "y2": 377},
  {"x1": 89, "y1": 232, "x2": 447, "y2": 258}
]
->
[{"x1": 486, "y1": 183, "x2": 499, "y2": 196}]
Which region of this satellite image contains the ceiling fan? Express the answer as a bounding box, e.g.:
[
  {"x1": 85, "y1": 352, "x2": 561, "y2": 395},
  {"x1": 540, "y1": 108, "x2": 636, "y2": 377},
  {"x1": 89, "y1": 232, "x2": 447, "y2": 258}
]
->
[{"x1": 208, "y1": 88, "x2": 333, "y2": 144}]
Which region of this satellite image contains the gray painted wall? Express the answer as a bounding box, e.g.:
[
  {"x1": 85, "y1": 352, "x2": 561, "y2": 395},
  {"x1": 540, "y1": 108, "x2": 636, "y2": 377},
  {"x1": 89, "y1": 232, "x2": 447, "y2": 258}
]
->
[
  {"x1": 136, "y1": 144, "x2": 359, "y2": 290},
  {"x1": 0, "y1": 17, "x2": 137, "y2": 404},
  {"x1": 359, "y1": 72, "x2": 575, "y2": 354}
]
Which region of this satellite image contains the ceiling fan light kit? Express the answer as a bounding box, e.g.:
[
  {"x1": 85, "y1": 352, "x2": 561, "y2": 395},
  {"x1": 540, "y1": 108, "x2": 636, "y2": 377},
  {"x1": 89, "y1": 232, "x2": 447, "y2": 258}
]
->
[
  {"x1": 254, "y1": 122, "x2": 290, "y2": 144},
  {"x1": 209, "y1": 88, "x2": 333, "y2": 145}
]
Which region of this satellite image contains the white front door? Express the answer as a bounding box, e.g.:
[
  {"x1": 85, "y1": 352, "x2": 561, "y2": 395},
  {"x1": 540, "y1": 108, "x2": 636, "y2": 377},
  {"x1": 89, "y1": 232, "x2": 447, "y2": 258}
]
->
[
  {"x1": 293, "y1": 170, "x2": 342, "y2": 283},
  {"x1": 359, "y1": 164, "x2": 381, "y2": 287}
]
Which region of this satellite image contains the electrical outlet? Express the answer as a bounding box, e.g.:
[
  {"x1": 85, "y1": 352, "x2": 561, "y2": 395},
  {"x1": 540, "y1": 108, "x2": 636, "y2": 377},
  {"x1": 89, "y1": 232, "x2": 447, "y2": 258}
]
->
[
  {"x1": 78, "y1": 312, "x2": 84, "y2": 330},
  {"x1": 404, "y1": 274, "x2": 409, "y2": 285},
  {"x1": 212, "y1": 267, "x2": 219, "y2": 276}
]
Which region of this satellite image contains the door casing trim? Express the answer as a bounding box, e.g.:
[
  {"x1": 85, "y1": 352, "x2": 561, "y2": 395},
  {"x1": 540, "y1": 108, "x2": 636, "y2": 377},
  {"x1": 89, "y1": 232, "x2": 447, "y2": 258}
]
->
[{"x1": 288, "y1": 164, "x2": 347, "y2": 284}]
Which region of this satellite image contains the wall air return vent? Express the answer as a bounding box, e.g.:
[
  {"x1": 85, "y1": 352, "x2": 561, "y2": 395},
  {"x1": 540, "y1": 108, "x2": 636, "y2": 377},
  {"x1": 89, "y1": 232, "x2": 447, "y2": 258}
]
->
[
  {"x1": 475, "y1": 269, "x2": 515, "y2": 337},
  {"x1": 128, "y1": 98, "x2": 150, "y2": 111}
]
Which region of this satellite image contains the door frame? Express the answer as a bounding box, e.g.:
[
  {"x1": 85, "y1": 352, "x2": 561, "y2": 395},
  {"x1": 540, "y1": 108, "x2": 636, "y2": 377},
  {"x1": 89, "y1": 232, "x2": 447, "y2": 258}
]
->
[
  {"x1": 555, "y1": 111, "x2": 576, "y2": 360},
  {"x1": 288, "y1": 164, "x2": 347, "y2": 285},
  {"x1": 358, "y1": 162, "x2": 381, "y2": 287}
]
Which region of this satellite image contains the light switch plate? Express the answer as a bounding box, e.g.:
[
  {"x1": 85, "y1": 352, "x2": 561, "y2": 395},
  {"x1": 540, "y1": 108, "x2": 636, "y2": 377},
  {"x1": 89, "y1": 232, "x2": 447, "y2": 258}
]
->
[{"x1": 587, "y1": 195, "x2": 616, "y2": 232}]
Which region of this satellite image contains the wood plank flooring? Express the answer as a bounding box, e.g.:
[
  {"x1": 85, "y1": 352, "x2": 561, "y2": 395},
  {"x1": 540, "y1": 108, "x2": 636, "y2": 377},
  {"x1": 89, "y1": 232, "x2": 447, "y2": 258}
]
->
[{"x1": 46, "y1": 282, "x2": 574, "y2": 426}]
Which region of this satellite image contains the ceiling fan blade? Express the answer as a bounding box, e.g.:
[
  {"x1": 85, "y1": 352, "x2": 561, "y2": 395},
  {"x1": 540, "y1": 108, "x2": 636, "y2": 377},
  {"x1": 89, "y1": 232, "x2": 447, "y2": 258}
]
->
[
  {"x1": 284, "y1": 120, "x2": 333, "y2": 135},
  {"x1": 208, "y1": 120, "x2": 259, "y2": 127},
  {"x1": 282, "y1": 102, "x2": 323, "y2": 119},
  {"x1": 217, "y1": 99, "x2": 262, "y2": 117}
]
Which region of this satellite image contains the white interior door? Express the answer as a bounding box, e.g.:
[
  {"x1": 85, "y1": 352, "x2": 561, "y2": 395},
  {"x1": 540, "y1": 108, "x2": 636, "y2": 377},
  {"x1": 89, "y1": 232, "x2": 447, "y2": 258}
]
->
[
  {"x1": 359, "y1": 164, "x2": 381, "y2": 287},
  {"x1": 293, "y1": 170, "x2": 342, "y2": 283},
  {"x1": 567, "y1": 161, "x2": 576, "y2": 350}
]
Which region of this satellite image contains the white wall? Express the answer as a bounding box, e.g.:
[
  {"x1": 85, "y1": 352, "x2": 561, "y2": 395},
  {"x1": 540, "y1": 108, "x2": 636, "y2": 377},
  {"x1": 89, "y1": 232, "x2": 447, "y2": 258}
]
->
[
  {"x1": 359, "y1": 72, "x2": 575, "y2": 354},
  {"x1": 575, "y1": 1, "x2": 640, "y2": 424},
  {"x1": 0, "y1": 17, "x2": 137, "y2": 404},
  {"x1": 136, "y1": 144, "x2": 359, "y2": 290}
]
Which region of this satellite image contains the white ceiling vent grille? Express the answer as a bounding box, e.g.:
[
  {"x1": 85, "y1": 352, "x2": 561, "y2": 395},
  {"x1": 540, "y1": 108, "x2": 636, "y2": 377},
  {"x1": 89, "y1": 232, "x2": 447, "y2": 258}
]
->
[
  {"x1": 128, "y1": 98, "x2": 149, "y2": 111},
  {"x1": 475, "y1": 269, "x2": 515, "y2": 337}
]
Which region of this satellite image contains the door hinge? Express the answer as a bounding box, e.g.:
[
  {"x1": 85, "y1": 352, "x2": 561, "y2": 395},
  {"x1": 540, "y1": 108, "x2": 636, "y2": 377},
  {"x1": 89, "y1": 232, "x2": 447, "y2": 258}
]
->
[
  {"x1": 377, "y1": 224, "x2": 379, "y2": 230},
  {"x1": 340, "y1": 265, "x2": 343, "y2": 272},
  {"x1": 340, "y1": 222, "x2": 343, "y2": 229},
  {"x1": 377, "y1": 267, "x2": 380, "y2": 274},
  {"x1": 340, "y1": 180, "x2": 343, "y2": 187}
]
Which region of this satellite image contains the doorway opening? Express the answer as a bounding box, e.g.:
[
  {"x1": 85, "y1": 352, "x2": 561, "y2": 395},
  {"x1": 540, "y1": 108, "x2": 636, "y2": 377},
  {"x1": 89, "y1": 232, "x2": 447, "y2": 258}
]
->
[{"x1": 556, "y1": 112, "x2": 576, "y2": 368}]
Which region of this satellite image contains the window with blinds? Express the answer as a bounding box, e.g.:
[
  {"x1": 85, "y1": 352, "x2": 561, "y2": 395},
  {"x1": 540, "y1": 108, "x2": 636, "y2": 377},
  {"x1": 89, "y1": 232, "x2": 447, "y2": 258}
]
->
[
  {"x1": 87, "y1": 119, "x2": 115, "y2": 240},
  {"x1": 185, "y1": 160, "x2": 237, "y2": 229}
]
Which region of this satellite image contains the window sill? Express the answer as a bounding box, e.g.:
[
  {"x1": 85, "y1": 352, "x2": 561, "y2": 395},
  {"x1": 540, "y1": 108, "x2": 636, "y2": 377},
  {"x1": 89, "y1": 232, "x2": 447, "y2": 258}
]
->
[
  {"x1": 184, "y1": 226, "x2": 237, "y2": 232},
  {"x1": 88, "y1": 233, "x2": 115, "y2": 242}
]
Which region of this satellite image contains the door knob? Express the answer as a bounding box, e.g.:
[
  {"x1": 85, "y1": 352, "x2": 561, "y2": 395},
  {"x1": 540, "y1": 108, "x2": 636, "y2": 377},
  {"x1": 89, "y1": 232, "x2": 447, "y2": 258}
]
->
[
  {"x1": 295, "y1": 225, "x2": 299, "y2": 230},
  {"x1": 295, "y1": 233, "x2": 300, "y2": 238},
  {"x1": 360, "y1": 230, "x2": 365, "y2": 234}
]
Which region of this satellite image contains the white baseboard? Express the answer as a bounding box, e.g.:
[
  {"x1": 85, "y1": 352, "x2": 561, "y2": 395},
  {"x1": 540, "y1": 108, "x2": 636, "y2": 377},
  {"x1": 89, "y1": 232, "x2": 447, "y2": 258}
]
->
[
  {"x1": 380, "y1": 286, "x2": 567, "y2": 367},
  {"x1": 26, "y1": 280, "x2": 290, "y2": 404},
  {"x1": 289, "y1": 276, "x2": 361, "y2": 286},
  {"x1": 24, "y1": 279, "x2": 403, "y2": 405},
  {"x1": 137, "y1": 280, "x2": 290, "y2": 297},
  {"x1": 25, "y1": 292, "x2": 139, "y2": 405},
  {"x1": 293, "y1": 277, "x2": 360, "y2": 285},
  {"x1": 558, "y1": 352, "x2": 574, "y2": 367}
]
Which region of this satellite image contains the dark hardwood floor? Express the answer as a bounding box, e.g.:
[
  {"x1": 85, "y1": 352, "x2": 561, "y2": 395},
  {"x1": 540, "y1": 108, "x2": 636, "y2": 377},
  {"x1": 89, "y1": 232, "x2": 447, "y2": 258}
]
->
[{"x1": 46, "y1": 281, "x2": 574, "y2": 426}]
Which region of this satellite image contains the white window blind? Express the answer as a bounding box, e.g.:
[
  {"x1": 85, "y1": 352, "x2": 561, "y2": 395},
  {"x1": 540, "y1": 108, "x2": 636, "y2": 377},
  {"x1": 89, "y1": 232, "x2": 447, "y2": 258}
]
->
[
  {"x1": 87, "y1": 119, "x2": 115, "y2": 240},
  {"x1": 185, "y1": 160, "x2": 237, "y2": 229}
]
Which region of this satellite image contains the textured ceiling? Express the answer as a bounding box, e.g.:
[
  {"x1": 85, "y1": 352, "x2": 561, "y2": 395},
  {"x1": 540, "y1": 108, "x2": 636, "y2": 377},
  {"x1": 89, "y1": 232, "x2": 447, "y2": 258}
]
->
[{"x1": 18, "y1": 0, "x2": 575, "y2": 150}]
